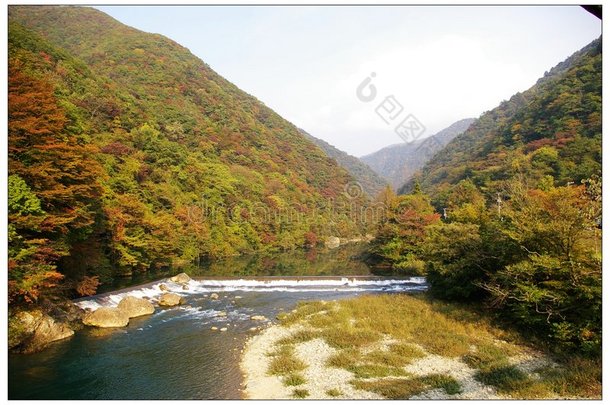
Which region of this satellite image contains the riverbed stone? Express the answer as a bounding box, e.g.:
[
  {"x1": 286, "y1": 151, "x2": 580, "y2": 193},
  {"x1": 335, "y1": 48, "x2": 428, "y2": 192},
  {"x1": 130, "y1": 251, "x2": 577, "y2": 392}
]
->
[
  {"x1": 210, "y1": 293, "x2": 219, "y2": 300},
  {"x1": 82, "y1": 307, "x2": 129, "y2": 328},
  {"x1": 159, "y1": 284, "x2": 169, "y2": 291},
  {"x1": 170, "y1": 273, "x2": 191, "y2": 284},
  {"x1": 325, "y1": 236, "x2": 341, "y2": 249},
  {"x1": 250, "y1": 315, "x2": 267, "y2": 321},
  {"x1": 117, "y1": 296, "x2": 155, "y2": 318},
  {"x1": 182, "y1": 285, "x2": 190, "y2": 291},
  {"x1": 158, "y1": 293, "x2": 183, "y2": 307}
]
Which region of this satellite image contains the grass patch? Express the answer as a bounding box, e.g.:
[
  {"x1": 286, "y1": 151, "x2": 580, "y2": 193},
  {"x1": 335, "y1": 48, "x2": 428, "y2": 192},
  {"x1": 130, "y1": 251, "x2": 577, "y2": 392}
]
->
[
  {"x1": 475, "y1": 365, "x2": 531, "y2": 393},
  {"x1": 326, "y1": 349, "x2": 362, "y2": 369},
  {"x1": 352, "y1": 374, "x2": 461, "y2": 399},
  {"x1": 321, "y1": 327, "x2": 381, "y2": 349},
  {"x1": 326, "y1": 388, "x2": 343, "y2": 397},
  {"x1": 533, "y1": 357, "x2": 601, "y2": 398},
  {"x1": 278, "y1": 301, "x2": 333, "y2": 326},
  {"x1": 462, "y1": 343, "x2": 509, "y2": 371},
  {"x1": 283, "y1": 373, "x2": 306, "y2": 386},
  {"x1": 421, "y1": 374, "x2": 462, "y2": 395},
  {"x1": 276, "y1": 329, "x2": 319, "y2": 345},
  {"x1": 292, "y1": 388, "x2": 309, "y2": 398},
  {"x1": 267, "y1": 345, "x2": 307, "y2": 376},
  {"x1": 351, "y1": 378, "x2": 428, "y2": 399},
  {"x1": 347, "y1": 363, "x2": 408, "y2": 379}
]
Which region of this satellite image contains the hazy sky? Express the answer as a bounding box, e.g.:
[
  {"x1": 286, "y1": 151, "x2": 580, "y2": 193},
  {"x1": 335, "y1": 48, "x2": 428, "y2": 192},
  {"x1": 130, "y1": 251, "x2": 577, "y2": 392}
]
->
[{"x1": 96, "y1": 6, "x2": 600, "y2": 156}]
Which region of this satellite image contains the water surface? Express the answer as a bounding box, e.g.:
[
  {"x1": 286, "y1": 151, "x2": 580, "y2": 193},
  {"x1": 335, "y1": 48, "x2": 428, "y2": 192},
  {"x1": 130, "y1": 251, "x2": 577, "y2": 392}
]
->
[{"x1": 9, "y1": 245, "x2": 426, "y2": 400}]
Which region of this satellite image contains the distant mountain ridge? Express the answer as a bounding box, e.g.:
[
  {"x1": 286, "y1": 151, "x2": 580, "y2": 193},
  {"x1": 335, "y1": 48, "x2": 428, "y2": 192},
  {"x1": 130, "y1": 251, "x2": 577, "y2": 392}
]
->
[
  {"x1": 360, "y1": 118, "x2": 475, "y2": 189},
  {"x1": 299, "y1": 129, "x2": 388, "y2": 197}
]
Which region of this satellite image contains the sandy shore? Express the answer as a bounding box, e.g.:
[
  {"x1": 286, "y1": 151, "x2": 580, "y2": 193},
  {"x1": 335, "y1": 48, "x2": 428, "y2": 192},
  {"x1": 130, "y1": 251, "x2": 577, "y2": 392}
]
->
[{"x1": 240, "y1": 323, "x2": 557, "y2": 400}]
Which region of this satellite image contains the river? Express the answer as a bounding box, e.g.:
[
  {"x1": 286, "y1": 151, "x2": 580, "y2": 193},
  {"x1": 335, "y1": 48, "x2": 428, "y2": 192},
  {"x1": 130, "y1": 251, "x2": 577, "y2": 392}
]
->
[{"x1": 8, "y1": 244, "x2": 427, "y2": 400}]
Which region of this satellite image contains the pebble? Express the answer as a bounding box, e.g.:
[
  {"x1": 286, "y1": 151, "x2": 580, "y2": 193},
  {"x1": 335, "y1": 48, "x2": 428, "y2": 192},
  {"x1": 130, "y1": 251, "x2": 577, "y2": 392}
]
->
[
  {"x1": 211, "y1": 326, "x2": 218, "y2": 330},
  {"x1": 220, "y1": 327, "x2": 228, "y2": 332}
]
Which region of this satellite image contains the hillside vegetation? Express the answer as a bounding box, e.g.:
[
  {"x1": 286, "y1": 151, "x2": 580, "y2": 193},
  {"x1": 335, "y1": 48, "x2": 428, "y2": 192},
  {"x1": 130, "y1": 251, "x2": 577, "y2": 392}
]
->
[
  {"x1": 8, "y1": 6, "x2": 371, "y2": 303},
  {"x1": 373, "y1": 39, "x2": 601, "y2": 356},
  {"x1": 300, "y1": 129, "x2": 387, "y2": 197}
]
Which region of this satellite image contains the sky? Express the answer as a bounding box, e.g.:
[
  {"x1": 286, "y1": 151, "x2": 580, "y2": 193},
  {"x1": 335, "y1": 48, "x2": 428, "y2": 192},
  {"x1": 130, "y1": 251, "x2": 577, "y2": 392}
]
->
[{"x1": 96, "y1": 5, "x2": 601, "y2": 157}]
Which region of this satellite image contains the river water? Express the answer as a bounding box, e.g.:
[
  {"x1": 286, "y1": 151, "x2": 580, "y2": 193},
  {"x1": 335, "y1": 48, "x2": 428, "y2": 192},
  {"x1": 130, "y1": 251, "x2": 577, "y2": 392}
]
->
[{"x1": 8, "y1": 245, "x2": 427, "y2": 400}]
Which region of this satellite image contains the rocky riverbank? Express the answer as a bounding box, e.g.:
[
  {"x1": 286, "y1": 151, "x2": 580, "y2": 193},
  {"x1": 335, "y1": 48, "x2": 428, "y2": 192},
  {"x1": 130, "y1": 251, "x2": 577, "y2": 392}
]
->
[{"x1": 9, "y1": 272, "x2": 193, "y2": 354}]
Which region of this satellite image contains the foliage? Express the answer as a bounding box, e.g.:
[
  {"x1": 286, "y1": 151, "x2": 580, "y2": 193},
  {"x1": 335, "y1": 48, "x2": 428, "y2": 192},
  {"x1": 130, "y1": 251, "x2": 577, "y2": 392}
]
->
[{"x1": 8, "y1": 6, "x2": 372, "y2": 303}]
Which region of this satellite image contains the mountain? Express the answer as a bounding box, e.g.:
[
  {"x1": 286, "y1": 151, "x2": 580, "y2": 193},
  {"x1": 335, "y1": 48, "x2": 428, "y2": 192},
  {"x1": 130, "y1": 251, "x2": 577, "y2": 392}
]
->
[
  {"x1": 360, "y1": 118, "x2": 475, "y2": 189},
  {"x1": 400, "y1": 38, "x2": 601, "y2": 204},
  {"x1": 8, "y1": 5, "x2": 371, "y2": 300},
  {"x1": 299, "y1": 129, "x2": 387, "y2": 197}
]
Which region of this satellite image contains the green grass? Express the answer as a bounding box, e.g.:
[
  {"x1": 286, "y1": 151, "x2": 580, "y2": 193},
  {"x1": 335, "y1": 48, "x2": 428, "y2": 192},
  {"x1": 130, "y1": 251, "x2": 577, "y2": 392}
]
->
[
  {"x1": 462, "y1": 343, "x2": 509, "y2": 371},
  {"x1": 351, "y1": 374, "x2": 462, "y2": 399},
  {"x1": 276, "y1": 329, "x2": 319, "y2": 345},
  {"x1": 320, "y1": 327, "x2": 381, "y2": 349},
  {"x1": 283, "y1": 373, "x2": 306, "y2": 386},
  {"x1": 475, "y1": 365, "x2": 530, "y2": 393},
  {"x1": 347, "y1": 363, "x2": 408, "y2": 379},
  {"x1": 326, "y1": 349, "x2": 362, "y2": 369},
  {"x1": 292, "y1": 388, "x2": 310, "y2": 398},
  {"x1": 351, "y1": 378, "x2": 428, "y2": 399},
  {"x1": 534, "y1": 357, "x2": 601, "y2": 398},
  {"x1": 325, "y1": 388, "x2": 343, "y2": 398},
  {"x1": 421, "y1": 374, "x2": 462, "y2": 395},
  {"x1": 267, "y1": 345, "x2": 307, "y2": 376}
]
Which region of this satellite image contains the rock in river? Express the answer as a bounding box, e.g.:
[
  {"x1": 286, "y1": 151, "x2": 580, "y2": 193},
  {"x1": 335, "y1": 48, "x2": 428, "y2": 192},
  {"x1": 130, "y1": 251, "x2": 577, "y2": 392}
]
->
[
  {"x1": 159, "y1": 284, "x2": 170, "y2": 291},
  {"x1": 9, "y1": 310, "x2": 74, "y2": 353},
  {"x1": 170, "y1": 273, "x2": 191, "y2": 284},
  {"x1": 117, "y1": 296, "x2": 155, "y2": 318},
  {"x1": 158, "y1": 293, "x2": 184, "y2": 307},
  {"x1": 82, "y1": 307, "x2": 129, "y2": 328},
  {"x1": 250, "y1": 315, "x2": 267, "y2": 321}
]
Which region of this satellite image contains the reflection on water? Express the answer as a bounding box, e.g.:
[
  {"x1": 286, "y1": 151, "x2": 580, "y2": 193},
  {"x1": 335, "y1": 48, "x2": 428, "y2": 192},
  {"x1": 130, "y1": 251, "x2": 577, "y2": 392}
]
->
[
  {"x1": 98, "y1": 243, "x2": 375, "y2": 294},
  {"x1": 9, "y1": 244, "x2": 425, "y2": 400}
]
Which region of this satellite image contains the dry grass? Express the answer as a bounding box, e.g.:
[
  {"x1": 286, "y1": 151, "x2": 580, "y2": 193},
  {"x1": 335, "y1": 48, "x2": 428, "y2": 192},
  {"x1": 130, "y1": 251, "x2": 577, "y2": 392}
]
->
[
  {"x1": 283, "y1": 373, "x2": 306, "y2": 387},
  {"x1": 270, "y1": 294, "x2": 600, "y2": 399},
  {"x1": 292, "y1": 388, "x2": 309, "y2": 398},
  {"x1": 325, "y1": 388, "x2": 343, "y2": 397}
]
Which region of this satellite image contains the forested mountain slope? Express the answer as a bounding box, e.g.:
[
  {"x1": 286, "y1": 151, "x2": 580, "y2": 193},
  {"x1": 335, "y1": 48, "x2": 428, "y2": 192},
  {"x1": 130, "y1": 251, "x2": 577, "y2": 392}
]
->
[
  {"x1": 361, "y1": 118, "x2": 474, "y2": 189},
  {"x1": 299, "y1": 129, "x2": 387, "y2": 197},
  {"x1": 401, "y1": 39, "x2": 601, "y2": 205},
  {"x1": 8, "y1": 6, "x2": 369, "y2": 301}
]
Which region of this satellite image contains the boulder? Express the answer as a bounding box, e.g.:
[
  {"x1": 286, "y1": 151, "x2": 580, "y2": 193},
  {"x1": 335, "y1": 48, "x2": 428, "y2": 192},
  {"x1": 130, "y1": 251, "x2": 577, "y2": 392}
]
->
[
  {"x1": 159, "y1": 284, "x2": 169, "y2": 292},
  {"x1": 158, "y1": 293, "x2": 183, "y2": 307},
  {"x1": 182, "y1": 285, "x2": 190, "y2": 291},
  {"x1": 117, "y1": 296, "x2": 154, "y2": 318},
  {"x1": 250, "y1": 315, "x2": 267, "y2": 321},
  {"x1": 9, "y1": 310, "x2": 74, "y2": 353},
  {"x1": 325, "y1": 236, "x2": 341, "y2": 249},
  {"x1": 21, "y1": 316, "x2": 74, "y2": 354},
  {"x1": 210, "y1": 293, "x2": 219, "y2": 300},
  {"x1": 82, "y1": 307, "x2": 129, "y2": 328},
  {"x1": 170, "y1": 273, "x2": 191, "y2": 284}
]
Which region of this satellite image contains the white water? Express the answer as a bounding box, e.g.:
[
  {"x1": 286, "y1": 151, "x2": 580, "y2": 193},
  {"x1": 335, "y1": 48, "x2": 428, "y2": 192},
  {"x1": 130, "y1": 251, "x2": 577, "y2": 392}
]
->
[{"x1": 74, "y1": 277, "x2": 428, "y2": 311}]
